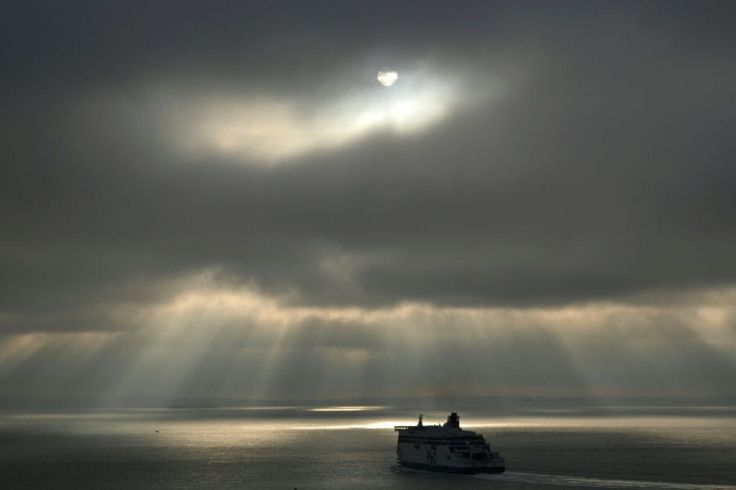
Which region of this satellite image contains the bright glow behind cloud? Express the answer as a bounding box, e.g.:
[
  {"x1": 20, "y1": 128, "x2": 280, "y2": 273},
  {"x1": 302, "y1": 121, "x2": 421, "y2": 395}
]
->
[
  {"x1": 171, "y1": 68, "x2": 463, "y2": 164},
  {"x1": 377, "y1": 70, "x2": 398, "y2": 87}
]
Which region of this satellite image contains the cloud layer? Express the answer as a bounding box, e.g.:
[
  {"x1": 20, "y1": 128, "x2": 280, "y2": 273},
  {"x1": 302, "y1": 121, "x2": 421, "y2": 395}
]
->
[{"x1": 1, "y1": 1, "x2": 735, "y2": 400}]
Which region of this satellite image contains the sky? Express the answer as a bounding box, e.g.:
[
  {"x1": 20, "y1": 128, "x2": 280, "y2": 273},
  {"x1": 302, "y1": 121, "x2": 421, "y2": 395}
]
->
[{"x1": 1, "y1": 1, "x2": 735, "y2": 405}]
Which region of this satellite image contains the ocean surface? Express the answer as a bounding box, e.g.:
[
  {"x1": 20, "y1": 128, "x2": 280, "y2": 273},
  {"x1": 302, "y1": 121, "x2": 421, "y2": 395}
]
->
[{"x1": 1, "y1": 405, "x2": 734, "y2": 489}]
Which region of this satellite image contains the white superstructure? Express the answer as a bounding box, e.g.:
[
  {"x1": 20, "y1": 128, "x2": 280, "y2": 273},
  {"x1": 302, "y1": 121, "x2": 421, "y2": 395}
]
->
[{"x1": 394, "y1": 412, "x2": 505, "y2": 473}]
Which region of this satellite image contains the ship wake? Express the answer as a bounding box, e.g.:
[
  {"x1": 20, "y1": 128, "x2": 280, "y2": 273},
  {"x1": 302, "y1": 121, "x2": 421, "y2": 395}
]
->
[{"x1": 473, "y1": 471, "x2": 736, "y2": 490}]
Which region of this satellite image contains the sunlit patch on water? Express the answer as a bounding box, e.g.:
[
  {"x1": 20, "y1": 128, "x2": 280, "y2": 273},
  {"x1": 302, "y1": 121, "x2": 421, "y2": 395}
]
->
[
  {"x1": 474, "y1": 471, "x2": 736, "y2": 490},
  {"x1": 307, "y1": 405, "x2": 385, "y2": 412},
  {"x1": 292, "y1": 419, "x2": 406, "y2": 430}
]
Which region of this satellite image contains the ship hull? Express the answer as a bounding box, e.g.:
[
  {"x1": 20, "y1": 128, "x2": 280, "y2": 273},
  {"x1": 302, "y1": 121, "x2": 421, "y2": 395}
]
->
[
  {"x1": 395, "y1": 413, "x2": 506, "y2": 476},
  {"x1": 398, "y1": 461, "x2": 506, "y2": 474}
]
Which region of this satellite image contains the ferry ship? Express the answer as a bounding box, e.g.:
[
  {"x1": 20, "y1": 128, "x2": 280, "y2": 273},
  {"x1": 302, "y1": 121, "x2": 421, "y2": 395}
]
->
[{"x1": 394, "y1": 412, "x2": 505, "y2": 473}]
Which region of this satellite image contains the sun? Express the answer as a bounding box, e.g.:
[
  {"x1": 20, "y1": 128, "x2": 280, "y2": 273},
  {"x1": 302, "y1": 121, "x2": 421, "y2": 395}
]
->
[{"x1": 377, "y1": 70, "x2": 398, "y2": 87}]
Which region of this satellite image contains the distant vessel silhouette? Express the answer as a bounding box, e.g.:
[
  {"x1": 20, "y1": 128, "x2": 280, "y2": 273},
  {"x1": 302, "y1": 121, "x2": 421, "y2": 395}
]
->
[{"x1": 394, "y1": 412, "x2": 505, "y2": 473}]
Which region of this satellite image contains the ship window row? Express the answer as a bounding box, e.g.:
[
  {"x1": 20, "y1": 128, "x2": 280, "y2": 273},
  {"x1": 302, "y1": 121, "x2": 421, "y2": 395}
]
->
[
  {"x1": 449, "y1": 445, "x2": 489, "y2": 451},
  {"x1": 399, "y1": 437, "x2": 487, "y2": 446},
  {"x1": 402, "y1": 440, "x2": 487, "y2": 443},
  {"x1": 400, "y1": 440, "x2": 489, "y2": 447}
]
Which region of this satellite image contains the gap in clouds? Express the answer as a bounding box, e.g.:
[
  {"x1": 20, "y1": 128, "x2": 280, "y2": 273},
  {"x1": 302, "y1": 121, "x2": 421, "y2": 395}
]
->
[{"x1": 144, "y1": 60, "x2": 486, "y2": 165}]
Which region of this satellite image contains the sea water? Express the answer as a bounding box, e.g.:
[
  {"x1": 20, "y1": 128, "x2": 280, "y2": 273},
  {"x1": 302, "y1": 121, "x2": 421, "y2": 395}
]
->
[{"x1": 0, "y1": 406, "x2": 734, "y2": 489}]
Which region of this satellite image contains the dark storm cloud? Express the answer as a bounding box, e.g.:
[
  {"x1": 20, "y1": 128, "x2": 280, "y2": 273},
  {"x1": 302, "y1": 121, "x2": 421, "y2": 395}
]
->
[{"x1": 2, "y1": 1, "x2": 736, "y2": 330}]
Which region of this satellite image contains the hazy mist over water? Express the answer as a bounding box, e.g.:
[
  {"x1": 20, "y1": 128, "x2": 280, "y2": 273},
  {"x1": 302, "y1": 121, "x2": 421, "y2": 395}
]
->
[{"x1": 1, "y1": 404, "x2": 734, "y2": 489}]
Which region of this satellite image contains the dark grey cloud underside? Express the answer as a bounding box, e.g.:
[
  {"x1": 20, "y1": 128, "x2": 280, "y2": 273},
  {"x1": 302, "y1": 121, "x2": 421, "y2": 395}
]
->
[{"x1": 2, "y1": 1, "x2": 736, "y2": 327}]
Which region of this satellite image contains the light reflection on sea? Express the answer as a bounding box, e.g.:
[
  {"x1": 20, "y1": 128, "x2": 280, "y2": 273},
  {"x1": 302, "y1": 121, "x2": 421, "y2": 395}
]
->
[{"x1": 0, "y1": 405, "x2": 734, "y2": 489}]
